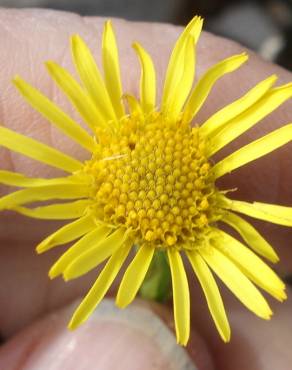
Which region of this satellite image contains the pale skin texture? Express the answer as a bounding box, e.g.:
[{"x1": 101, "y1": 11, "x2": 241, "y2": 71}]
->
[{"x1": 0, "y1": 8, "x2": 291, "y2": 370}]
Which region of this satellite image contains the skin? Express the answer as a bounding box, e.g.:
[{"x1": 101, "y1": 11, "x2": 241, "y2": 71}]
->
[{"x1": 0, "y1": 8, "x2": 291, "y2": 370}]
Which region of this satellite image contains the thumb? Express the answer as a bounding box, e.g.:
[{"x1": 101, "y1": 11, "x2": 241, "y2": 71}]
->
[{"x1": 0, "y1": 299, "x2": 211, "y2": 370}]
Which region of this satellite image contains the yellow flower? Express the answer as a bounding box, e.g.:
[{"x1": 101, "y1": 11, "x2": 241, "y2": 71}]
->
[{"x1": 0, "y1": 16, "x2": 291, "y2": 346}]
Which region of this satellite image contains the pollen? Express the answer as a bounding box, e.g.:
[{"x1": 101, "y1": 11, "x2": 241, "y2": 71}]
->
[{"x1": 90, "y1": 115, "x2": 216, "y2": 248}]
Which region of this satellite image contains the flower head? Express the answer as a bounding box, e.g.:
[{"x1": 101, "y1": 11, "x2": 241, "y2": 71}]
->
[{"x1": 0, "y1": 16, "x2": 291, "y2": 345}]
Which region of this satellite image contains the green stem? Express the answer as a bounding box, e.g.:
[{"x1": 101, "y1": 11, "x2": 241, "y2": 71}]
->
[{"x1": 139, "y1": 250, "x2": 172, "y2": 303}]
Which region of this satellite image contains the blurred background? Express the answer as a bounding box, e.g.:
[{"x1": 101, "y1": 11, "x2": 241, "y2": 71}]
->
[{"x1": 0, "y1": 0, "x2": 291, "y2": 69}]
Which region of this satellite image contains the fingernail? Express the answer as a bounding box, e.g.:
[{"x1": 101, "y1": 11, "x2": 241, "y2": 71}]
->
[
  {"x1": 0, "y1": 299, "x2": 197, "y2": 370},
  {"x1": 86, "y1": 299, "x2": 197, "y2": 370}
]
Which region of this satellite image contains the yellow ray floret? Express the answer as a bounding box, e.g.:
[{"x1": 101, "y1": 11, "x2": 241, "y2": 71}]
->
[
  {"x1": 36, "y1": 215, "x2": 96, "y2": 253},
  {"x1": 208, "y1": 83, "x2": 292, "y2": 156},
  {"x1": 168, "y1": 248, "x2": 190, "y2": 346},
  {"x1": 0, "y1": 170, "x2": 87, "y2": 187},
  {"x1": 63, "y1": 228, "x2": 128, "y2": 280},
  {"x1": 46, "y1": 61, "x2": 107, "y2": 130},
  {"x1": 49, "y1": 225, "x2": 111, "y2": 278},
  {"x1": 162, "y1": 16, "x2": 203, "y2": 112},
  {"x1": 71, "y1": 34, "x2": 117, "y2": 124},
  {"x1": 182, "y1": 53, "x2": 248, "y2": 124},
  {"x1": 200, "y1": 247, "x2": 273, "y2": 320},
  {"x1": 187, "y1": 251, "x2": 231, "y2": 342},
  {"x1": 212, "y1": 123, "x2": 292, "y2": 178},
  {"x1": 13, "y1": 76, "x2": 95, "y2": 152},
  {"x1": 166, "y1": 34, "x2": 196, "y2": 120},
  {"x1": 222, "y1": 211, "x2": 279, "y2": 262},
  {"x1": 12, "y1": 200, "x2": 91, "y2": 220},
  {"x1": 220, "y1": 196, "x2": 292, "y2": 227},
  {"x1": 116, "y1": 244, "x2": 155, "y2": 308},
  {"x1": 0, "y1": 126, "x2": 82, "y2": 172},
  {"x1": 102, "y1": 20, "x2": 125, "y2": 118},
  {"x1": 212, "y1": 229, "x2": 286, "y2": 301},
  {"x1": 133, "y1": 42, "x2": 156, "y2": 114},
  {"x1": 0, "y1": 184, "x2": 88, "y2": 210},
  {"x1": 0, "y1": 16, "x2": 291, "y2": 346},
  {"x1": 200, "y1": 74, "x2": 277, "y2": 137},
  {"x1": 69, "y1": 240, "x2": 132, "y2": 330}
]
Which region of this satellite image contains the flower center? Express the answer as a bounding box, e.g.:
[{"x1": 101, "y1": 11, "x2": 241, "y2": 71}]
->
[{"x1": 89, "y1": 114, "x2": 217, "y2": 248}]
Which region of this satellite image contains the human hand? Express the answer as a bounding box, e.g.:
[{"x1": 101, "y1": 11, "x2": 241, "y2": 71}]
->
[{"x1": 0, "y1": 8, "x2": 291, "y2": 370}]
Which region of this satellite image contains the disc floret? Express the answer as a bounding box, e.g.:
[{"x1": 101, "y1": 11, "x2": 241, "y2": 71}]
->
[{"x1": 90, "y1": 113, "x2": 217, "y2": 248}]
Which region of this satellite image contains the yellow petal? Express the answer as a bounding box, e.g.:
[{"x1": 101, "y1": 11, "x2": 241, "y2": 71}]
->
[
  {"x1": 12, "y1": 199, "x2": 90, "y2": 220},
  {"x1": 71, "y1": 35, "x2": 117, "y2": 124},
  {"x1": 68, "y1": 241, "x2": 132, "y2": 330},
  {"x1": 63, "y1": 228, "x2": 127, "y2": 280},
  {"x1": 46, "y1": 61, "x2": 107, "y2": 131},
  {"x1": 133, "y1": 42, "x2": 156, "y2": 114},
  {"x1": 213, "y1": 229, "x2": 286, "y2": 302},
  {"x1": 162, "y1": 16, "x2": 203, "y2": 110},
  {"x1": 116, "y1": 245, "x2": 155, "y2": 308},
  {"x1": 102, "y1": 20, "x2": 125, "y2": 118},
  {"x1": 0, "y1": 184, "x2": 88, "y2": 210},
  {"x1": 200, "y1": 247, "x2": 272, "y2": 319},
  {"x1": 13, "y1": 76, "x2": 95, "y2": 152},
  {"x1": 213, "y1": 123, "x2": 292, "y2": 179},
  {"x1": 49, "y1": 225, "x2": 110, "y2": 278},
  {"x1": 0, "y1": 170, "x2": 87, "y2": 187},
  {"x1": 200, "y1": 75, "x2": 277, "y2": 138},
  {"x1": 122, "y1": 94, "x2": 144, "y2": 117},
  {"x1": 187, "y1": 251, "x2": 230, "y2": 342},
  {"x1": 36, "y1": 214, "x2": 96, "y2": 253},
  {"x1": 182, "y1": 53, "x2": 248, "y2": 124},
  {"x1": 220, "y1": 195, "x2": 292, "y2": 227},
  {"x1": 167, "y1": 248, "x2": 190, "y2": 346},
  {"x1": 0, "y1": 126, "x2": 82, "y2": 173},
  {"x1": 222, "y1": 211, "x2": 279, "y2": 262},
  {"x1": 209, "y1": 83, "x2": 292, "y2": 156},
  {"x1": 166, "y1": 35, "x2": 196, "y2": 121}
]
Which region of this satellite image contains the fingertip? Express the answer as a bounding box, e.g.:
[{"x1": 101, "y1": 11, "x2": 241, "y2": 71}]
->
[{"x1": 0, "y1": 299, "x2": 211, "y2": 370}]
